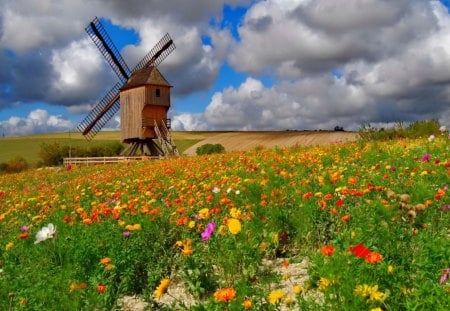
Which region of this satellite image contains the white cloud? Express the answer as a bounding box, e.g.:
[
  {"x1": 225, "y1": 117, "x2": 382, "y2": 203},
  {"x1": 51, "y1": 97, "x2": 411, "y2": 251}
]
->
[
  {"x1": 171, "y1": 113, "x2": 207, "y2": 131},
  {"x1": 0, "y1": 109, "x2": 73, "y2": 137},
  {"x1": 1, "y1": 0, "x2": 450, "y2": 135}
]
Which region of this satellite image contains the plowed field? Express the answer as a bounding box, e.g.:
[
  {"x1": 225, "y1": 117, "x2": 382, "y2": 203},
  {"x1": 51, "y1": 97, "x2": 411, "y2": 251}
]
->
[{"x1": 183, "y1": 131, "x2": 359, "y2": 155}]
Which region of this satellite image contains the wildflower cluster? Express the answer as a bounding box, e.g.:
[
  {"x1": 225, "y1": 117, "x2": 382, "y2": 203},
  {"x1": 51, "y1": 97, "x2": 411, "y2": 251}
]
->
[{"x1": 0, "y1": 133, "x2": 448, "y2": 309}]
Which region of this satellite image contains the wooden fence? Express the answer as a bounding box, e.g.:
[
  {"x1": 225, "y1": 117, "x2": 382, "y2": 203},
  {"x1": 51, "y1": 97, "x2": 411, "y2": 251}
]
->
[{"x1": 63, "y1": 156, "x2": 159, "y2": 166}]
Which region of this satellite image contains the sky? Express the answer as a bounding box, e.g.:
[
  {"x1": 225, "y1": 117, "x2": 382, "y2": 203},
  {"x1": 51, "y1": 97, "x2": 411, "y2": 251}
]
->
[{"x1": 1, "y1": 0, "x2": 450, "y2": 137}]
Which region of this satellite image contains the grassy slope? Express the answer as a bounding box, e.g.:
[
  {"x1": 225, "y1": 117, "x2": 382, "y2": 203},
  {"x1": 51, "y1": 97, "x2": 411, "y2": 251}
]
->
[{"x1": 0, "y1": 131, "x2": 220, "y2": 164}]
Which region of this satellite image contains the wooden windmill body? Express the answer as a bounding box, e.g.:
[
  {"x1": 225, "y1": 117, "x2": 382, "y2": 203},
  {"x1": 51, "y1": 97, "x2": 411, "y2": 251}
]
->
[{"x1": 78, "y1": 17, "x2": 178, "y2": 157}]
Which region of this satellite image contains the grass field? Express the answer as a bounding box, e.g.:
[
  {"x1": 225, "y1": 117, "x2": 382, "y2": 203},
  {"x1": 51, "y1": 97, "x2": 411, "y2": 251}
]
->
[
  {"x1": 0, "y1": 131, "x2": 216, "y2": 165},
  {"x1": 0, "y1": 130, "x2": 448, "y2": 310}
]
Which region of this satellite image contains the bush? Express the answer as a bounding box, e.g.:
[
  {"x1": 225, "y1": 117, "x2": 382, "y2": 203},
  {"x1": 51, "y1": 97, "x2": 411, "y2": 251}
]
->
[
  {"x1": 39, "y1": 142, "x2": 125, "y2": 166},
  {"x1": 359, "y1": 120, "x2": 441, "y2": 141},
  {"x1": 39, "y1": 142, "x2": 70, "y2": 166},
  {"x1": 0, "y1": 157, "x2": 29, "y2": 174},
  {"x1": 196, "y1": 143, "x2": 225, "y2": 155}
]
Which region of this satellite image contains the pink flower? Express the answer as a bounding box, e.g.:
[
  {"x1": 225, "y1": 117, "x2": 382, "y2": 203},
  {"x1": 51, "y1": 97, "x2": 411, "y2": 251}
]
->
[
  {"x1": 123, "y1": 231, "x2": 130, "y2": 237},
  {"x1": 201, "y1": 222, "x2": 215, "y2": 241},
  {"x1": 422, "y1": 153, "x2": 431, "y2": 162},
  {"x1": 440, "y1": 268, "x2": 450, "y2": 285}
]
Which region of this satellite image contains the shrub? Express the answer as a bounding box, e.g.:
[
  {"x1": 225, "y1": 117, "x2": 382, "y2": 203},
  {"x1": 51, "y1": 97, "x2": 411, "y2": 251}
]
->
[
  {"x1": 196, "y1": 143, "x2": 225, "y2": 155},
  {"x1": 39, "y1": 142, "x2": 70, "y2": 166},
  {"x1": 0, "y1": 157, "x2": 30, "y2": 174},
  {"x1": 39, "y1": 142, "x2": 125, "y2": 167},
  {"x1": 359, "y1": 120, "x2": 441, "y2": 141}
]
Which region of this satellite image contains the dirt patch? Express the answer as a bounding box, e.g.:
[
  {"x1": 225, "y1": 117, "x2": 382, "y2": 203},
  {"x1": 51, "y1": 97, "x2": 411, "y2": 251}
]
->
[{"x1": 183, "y1": 131, "x2": 359, "y2": 155}]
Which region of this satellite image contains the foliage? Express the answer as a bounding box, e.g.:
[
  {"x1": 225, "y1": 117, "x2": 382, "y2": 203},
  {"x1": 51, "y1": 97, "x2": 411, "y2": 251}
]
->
[
  {"x1": 359, "y1": 119, "x2": 441, "y2": 141},
  {"x1": 196, "y1": 143, "x2": 225, "y2": 155},
  {"x1": 0, "y1": 130, "x2": 449, "y2": 310},
  {"x1": 38, "y1": 141, "x2": 125, "y2": 166},
  {"x1": 0, "y1": 156, "x2": 29, "y2": 174}
]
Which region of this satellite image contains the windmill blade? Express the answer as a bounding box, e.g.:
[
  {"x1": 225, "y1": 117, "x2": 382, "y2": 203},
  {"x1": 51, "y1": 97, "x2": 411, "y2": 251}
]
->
[
  {"x1": 132, "y1": 33, "x2": 175, "y2": 72},
  {"x1": 86, "y1": 17, "x2": 131, "y2": 83},
  {"x1": 77, "y1": 82, "x2": 121, "y2": 141}
]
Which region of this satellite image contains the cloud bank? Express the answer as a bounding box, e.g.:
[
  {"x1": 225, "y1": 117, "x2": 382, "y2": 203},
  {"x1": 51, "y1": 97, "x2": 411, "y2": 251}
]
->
[{"x1": 1, "y1": 0, "x2": 450, "y2": 136}]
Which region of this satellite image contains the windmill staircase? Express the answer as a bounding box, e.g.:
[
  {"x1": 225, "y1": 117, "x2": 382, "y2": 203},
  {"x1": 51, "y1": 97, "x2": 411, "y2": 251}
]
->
[{"x1": 154, "y1": 120, "x2": 179, "y2": 157}]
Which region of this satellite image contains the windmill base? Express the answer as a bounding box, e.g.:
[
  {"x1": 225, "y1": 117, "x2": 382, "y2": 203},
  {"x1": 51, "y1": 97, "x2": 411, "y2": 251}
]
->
[{"x1": 121, "y1": 139, "x2": 163, "y2": 157}]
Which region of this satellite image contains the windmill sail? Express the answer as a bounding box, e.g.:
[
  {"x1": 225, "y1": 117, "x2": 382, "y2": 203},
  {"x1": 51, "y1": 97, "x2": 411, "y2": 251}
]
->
[
  {"x1": 132, "y1": 33, "x2": 175, "y2": 72},
  {"x1": 79, "y1": 18, "x2": 176, "y2": 142},
  {"x1": 85, "y1": 17, "x2": 131, "y2": 83},
  {"x1": 77, "y1": 82, "x2": 121, "y2": 141}
]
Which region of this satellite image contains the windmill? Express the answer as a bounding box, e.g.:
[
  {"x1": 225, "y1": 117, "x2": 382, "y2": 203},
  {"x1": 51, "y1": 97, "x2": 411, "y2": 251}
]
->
[{"x1": 77, "y1": 17, "x2": 178, "y2": 157}]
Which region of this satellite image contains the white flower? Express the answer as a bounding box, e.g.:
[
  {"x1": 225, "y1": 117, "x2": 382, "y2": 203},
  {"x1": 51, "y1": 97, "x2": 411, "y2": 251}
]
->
[
  {"x1": 34, "y1": 223, "x2": 56, "y2": 244},
  {"x1": 439, "y1": 125, "x2": 447, "y2": 133},
  {"x1": 235, "y1": 190, "x2": 241, "y2": 195},
  {"x1": 226, "y1": 188, "x2": 232, "y2": 194},
  {"x1": 428, "y1": 135, "x2": 435, "y2": 142},
  {"x1": 212, "y1": 187, "x2": 220, "y2": 194}
]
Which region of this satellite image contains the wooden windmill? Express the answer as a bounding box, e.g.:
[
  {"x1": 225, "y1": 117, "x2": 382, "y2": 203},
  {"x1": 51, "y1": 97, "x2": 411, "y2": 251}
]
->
[{"x1": 77, "y1": 17, "x2": 178, "y2": 157}]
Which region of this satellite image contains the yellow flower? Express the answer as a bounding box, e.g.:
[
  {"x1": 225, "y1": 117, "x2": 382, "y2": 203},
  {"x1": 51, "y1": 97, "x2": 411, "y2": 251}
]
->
[
  {"x1": 227, "y1": 218, "x2": 242, "y2": 235},
  {"x1": 370, "y1": 308, "x2": 383, "y2": 311},
  {"x1": 293, "y1": 285, "x2": 302, "y2": 295},
  {"x1": 318, "y1": 277, "x2": 332, "y2": 291},
  {"x1": 388, "y1": 265, "x2": 394, "y2": 273},
  {"x1": 230, "y1": 207, "x2": 242, "y2": 218},
  {"x1": 154, "y1": 278, "x2": 171, "y2": 300},
  {"x1": 132, "y1": 223, "x2": 141, "y2": 231},
  {"x1": 268, "y1": 289, "x2": 285, "y2": 304},
  {"x1": 368, "y1": 286, "x2": 385, "y2": 302},
  {"x1": 5, "y1": 242, "x2": 13, "y2": 251},
  {"x1": 188, "y1": 220, "x2": 196, "y2": 229},
  {"x1": 198, "y1": 208, "x2": 210, "y2": 219},
  {"x1": 354, "y1": 284, "x2": 371, "y2": 297},
  {"x1": 243, "y1": 298, "x2": 252, "y2": 309},
  {"x1": 354, "y1": 284, "x2": 385, "y2": 302},
  {"x1": 218, "y1": 224, "x2": 227, "y2": 235}
]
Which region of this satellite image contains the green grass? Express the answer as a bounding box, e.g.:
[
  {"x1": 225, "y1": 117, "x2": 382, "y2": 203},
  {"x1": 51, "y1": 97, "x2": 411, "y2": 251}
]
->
[{"x1": 0, "y1": 131, "x2": 203, "y2": 165}]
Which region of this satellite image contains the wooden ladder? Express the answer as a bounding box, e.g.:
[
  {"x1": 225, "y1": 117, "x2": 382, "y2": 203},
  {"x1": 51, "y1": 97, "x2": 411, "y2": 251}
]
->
[{"x1": 154, "y1": 120, "x2": 179, "y2": 157}]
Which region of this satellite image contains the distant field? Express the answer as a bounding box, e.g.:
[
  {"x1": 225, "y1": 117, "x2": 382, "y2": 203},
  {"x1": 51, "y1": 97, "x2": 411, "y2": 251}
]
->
[
  {"x1": 183, "y1": 131, "x2": 359, "y2": 155},
  {"x1": 0, "y1": 131, "x2": 211, "y2": 164},
  {"x1": 0, "y1": 130, "x2": 359, "y2": 164}
]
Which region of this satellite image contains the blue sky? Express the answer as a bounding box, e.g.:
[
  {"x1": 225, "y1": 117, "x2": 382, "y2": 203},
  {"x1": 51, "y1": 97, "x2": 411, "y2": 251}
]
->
[{"x1": 1, "y1": 0, "x2": 450, "y2": 136}]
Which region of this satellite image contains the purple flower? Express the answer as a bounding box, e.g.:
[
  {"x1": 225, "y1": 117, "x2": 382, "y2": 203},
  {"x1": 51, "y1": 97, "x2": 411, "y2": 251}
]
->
[
  {"x1": 20, "y1": 225, "x2": 29, "y2": 232},
  {"x1": 441, "y1": 205, "x2": 450, "y2": 211},
  {"x1": 123, "y1": 231, "x2": 130, "y2": 237},
  {"x1": 422, "y1": 153, "x2": 431, "y2": 162},
  {"x1": 201, "y1": 222, "x2": 216, "y2": 241}
]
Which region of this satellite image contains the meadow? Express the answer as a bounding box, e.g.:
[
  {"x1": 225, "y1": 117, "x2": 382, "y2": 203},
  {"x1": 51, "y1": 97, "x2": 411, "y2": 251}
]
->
[{"x1": 0, "y1": 130, "x2": 449, "y2": 310}]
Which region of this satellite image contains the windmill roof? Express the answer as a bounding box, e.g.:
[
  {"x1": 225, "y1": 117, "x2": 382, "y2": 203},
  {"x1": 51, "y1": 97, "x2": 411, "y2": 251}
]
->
[{"x1": 121, "y1": 66, "x2": 171, "y2": 91}]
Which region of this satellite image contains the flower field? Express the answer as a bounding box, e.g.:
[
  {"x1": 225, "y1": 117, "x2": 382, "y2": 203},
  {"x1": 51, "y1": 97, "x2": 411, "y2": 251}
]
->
[{"x1": 0, "y1": 134, "x2": 449, "y2": 310}]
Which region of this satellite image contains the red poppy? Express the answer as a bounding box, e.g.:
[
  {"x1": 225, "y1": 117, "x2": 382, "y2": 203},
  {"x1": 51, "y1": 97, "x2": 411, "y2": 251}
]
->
[
  {"x1": 96, "y1": 285, "x2": 107, "y2": 293},
  {"x1": 365, "y1": 251, "x2": 383, "y2": 264},
  {"x1": 18, "y1": 232, "x2": 29, "y2": 240},
  {"x1": 349, "y1": 243, "x2": 370, "y2": 258},
  {"x1": 340, "y1": 214, "x2": 351, "y2": 222},
  {"x1": 321, "y1": 245, "x2": 335, "y2": 256}
]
